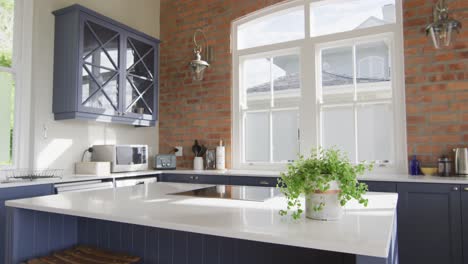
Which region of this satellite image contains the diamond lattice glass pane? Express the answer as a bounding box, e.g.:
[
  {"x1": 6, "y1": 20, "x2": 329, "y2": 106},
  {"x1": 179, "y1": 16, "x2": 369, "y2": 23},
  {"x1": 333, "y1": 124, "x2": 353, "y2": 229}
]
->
[
  {"x1": 0, "y1": 71, "x2": 14, "y2": 164},
  {"x1": 85, "y1": 48, "x2": 118, "y2": 71},
  {"x1": 126, "y1": 38, "x2": 154, "y2": 80},
  {"x1": 83, "y1": 23, "x2": 100, "y2": 58},
  {"x1": 356, "y1": 41, "x2": 392, "y2": 100},
  {"x1": 273, "y1": 54, "x2": 300, "y2": 108},
  {"x1": 321, "y1": 46, "x2": 354, "y2": 103},
  {"x1": 244, "y1": 57, "x2": 271, "y2": 109},
  {"x1": 272, "y1": 110, "x2": 298, "y2": 162},
  {"x1": 81, "y1": 66, "x2": 119, "y2": 110},
  {"x1": 101, "y1": 75, "x2": 119, "y2": 109},
  {"x1": 83, "y1": 64, "x2": 117, "y2": 87},
  {"x1": 245, "y1": 112, "x2": 270, "y2": 162},
  {"x1": 322, "y1": 106, "x2": 356, "y2": 162},
  {"x1": 125, "y1": 77, "x2": 153, "y2": 115},
  {"x1": 87, "y1": 21, "x2": 119, "y2": 45},
  {"x1": 310, "y1": 0, "x2": 396, "y2": 37},
  {"x1": 238, "y1": 6, "x2": 304, "y2": 50},
  {"x1": 357, "y1": 103, "x2": 393, "y2": 162},
  {"x1": 0, "y1": 0, "x2": 14, "y2": 67}
]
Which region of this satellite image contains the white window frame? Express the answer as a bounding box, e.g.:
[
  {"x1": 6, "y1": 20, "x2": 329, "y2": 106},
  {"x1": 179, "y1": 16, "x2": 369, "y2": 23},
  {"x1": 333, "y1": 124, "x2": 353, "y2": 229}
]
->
[
  {"x1": 232, "y1": 0, "x2": 407, "y2": 173},
  {"x1": 0, "y1": 0, "x2": 34, "y2": 169}
]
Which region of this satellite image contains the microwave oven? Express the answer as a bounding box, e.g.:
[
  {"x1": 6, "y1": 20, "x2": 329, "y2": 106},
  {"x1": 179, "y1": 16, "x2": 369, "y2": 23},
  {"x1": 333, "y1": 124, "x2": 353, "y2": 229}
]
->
[{"x1": 91, "y1": 145, "x2": 148, "y2": 173}]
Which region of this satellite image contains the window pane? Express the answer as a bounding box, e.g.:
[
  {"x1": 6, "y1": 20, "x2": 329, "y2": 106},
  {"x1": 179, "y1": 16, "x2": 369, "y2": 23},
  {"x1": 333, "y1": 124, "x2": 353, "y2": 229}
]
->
[
  {"x1": 244, "y1": 57, "x2": 271, "y2": 109},
  {"x1": 273, "y1": 110, "x2": 298, "y2": 162},
  {"x1": 310, "y1": 0, "x2": 395, "y2": 37},
  {"x1": 0, "y1": 71, "x2": 14, "y2": 165},
  {"x1": 356, "y1": 41, "x2": 392, "y2": 100},
  {"x1": 357, "y1": 104, "x2": 393, "y2": 162},
  {"x1": 322, "y1": 107, "x2": 355, "y2": 162},
  {"x1": 245, "y1": 112, "x2": 270, "y2": 162},
  {"x1": 238, "y1": 6, "x2": 304, "y2": 50},
  {"x1": 273, "y1": 54, "x2": 300, "y2": 108},
  {"x1": 0, "y1": 0, "x2": 14, "y2": 67},
  {"x1": 321, "y1": 47, "x2": 354, "y2": 102}
]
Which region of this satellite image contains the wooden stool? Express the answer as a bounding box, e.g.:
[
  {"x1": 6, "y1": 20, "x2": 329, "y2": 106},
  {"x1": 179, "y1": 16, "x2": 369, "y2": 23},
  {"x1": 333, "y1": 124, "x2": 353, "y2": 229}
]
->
[{"x1": 25, "y1": 245, "x2": 141, "y2": 264}]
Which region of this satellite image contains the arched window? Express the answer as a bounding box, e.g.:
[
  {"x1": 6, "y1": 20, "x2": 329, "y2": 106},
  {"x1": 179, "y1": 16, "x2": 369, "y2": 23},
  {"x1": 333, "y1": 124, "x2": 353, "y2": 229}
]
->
[{"x1": 232, "y1": 0, "x2": 406, "y2": 173}]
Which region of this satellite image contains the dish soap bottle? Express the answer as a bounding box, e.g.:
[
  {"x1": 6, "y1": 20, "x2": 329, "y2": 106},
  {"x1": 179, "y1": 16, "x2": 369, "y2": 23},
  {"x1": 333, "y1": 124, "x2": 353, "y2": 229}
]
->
[{"x1": 409, "y1": 155, "x2": 420, "y2": 176}]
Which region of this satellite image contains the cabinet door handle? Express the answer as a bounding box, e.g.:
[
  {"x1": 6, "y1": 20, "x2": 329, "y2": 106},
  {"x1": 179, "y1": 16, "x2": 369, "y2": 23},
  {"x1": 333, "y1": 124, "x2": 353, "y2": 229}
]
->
[
  {"x1": 464, "y1": 187, "x2": 468, "y2": 192},
  {"x1": 453, "y1": 187, "x2": 459, "y2": 191},
  {"x1": 189, "y1": 176, "x2": 194, "y2": 180},
  {"x1": 259, "y1": 181, "x2": 269, "y2": 185}
]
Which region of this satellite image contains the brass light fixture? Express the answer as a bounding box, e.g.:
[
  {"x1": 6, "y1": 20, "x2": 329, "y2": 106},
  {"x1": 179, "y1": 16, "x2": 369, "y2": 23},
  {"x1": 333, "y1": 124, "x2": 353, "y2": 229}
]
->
[
  {"x1": 425, "y1": 0, "x2": 462, "y2": 49},
  {"x1": 189, "y1": 29, "x2": 210, "y2": 81}
]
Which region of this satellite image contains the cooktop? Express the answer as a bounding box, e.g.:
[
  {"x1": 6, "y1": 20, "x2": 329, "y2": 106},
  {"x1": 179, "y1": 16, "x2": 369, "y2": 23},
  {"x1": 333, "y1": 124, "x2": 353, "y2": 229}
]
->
[{"x1": 169, "y1": 185, "x2": 280, "y2": 202}]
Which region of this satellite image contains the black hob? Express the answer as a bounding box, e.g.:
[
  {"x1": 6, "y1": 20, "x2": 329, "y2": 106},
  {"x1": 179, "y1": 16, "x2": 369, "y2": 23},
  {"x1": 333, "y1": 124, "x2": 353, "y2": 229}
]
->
[{"x1": 169, "y1": 185, "x2": 280, "y2": 202}]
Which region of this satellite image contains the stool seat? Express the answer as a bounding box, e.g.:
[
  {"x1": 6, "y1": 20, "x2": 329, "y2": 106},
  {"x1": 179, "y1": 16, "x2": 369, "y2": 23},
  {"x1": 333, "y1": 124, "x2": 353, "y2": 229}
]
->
[{"x1": 25, "y1": 245, "x2": 141, "y2": 264}]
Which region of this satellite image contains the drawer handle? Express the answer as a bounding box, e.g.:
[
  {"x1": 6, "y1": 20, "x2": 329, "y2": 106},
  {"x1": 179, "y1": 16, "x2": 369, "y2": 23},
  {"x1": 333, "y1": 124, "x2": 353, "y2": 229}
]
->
[
  {"x1": 259, "y1": 181, "x2": 269, "y2": 185},
  {"x1": 453, "y1": 187, "x2": 459, "y2": 191},
  {"x1": 464, "y1": 187, "x2": 468, "y2": 192}
]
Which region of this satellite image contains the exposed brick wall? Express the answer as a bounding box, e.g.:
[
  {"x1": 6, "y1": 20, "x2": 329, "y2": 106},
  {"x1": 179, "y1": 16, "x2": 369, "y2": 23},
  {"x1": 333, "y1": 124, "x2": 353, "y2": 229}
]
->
[
  {"x1": 159, "y1": 0, "x2": 284, "y2": 168},
  {"x1": 404, "y1": 0, "x2": 468, "y2": 165},
  {"x1": 160, "y1": 0, "x2": 468, "y2": 169}
]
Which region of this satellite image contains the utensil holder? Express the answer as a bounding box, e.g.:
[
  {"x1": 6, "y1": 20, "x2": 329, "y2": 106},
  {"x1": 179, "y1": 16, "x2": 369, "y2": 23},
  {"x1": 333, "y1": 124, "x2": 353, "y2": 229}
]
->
[{"x1": 193, "y1": 157, "x2": 204, "y2": 171}]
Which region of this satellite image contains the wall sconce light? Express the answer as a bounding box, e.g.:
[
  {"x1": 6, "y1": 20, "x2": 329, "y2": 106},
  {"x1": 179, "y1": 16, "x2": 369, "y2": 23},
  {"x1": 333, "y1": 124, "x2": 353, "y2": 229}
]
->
[
  {"x1": 189, "y1": 29, "x2": 211, "y2": 81},
  {"x1": 425, "y1": 0, "x2": 462, "y2": 49}
]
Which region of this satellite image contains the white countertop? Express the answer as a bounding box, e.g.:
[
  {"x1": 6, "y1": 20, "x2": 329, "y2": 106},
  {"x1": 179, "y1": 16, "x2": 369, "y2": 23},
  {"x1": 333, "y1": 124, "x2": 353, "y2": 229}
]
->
[
  {"x1": 1, "y1": 168, "x2": 467, "y2": 189},
  {"x1": 6, "y1": 182, "x2": 397, "y2": 258}
]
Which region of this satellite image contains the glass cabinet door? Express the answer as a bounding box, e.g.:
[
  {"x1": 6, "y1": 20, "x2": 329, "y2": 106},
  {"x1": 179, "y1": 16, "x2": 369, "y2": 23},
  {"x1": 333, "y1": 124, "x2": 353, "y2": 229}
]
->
[
  {"x1": 80, "y1": 18, "x2": 121, "y2": 115},
  {"x1": 123, "y1": 35, "x2": 156, "y2": 120}
]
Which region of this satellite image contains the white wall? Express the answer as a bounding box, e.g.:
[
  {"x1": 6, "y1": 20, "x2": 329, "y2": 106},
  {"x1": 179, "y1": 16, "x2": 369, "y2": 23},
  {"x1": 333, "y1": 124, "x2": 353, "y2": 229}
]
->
[{"x1": 30, "y1": 0, "x2": 160, "y2": 173}]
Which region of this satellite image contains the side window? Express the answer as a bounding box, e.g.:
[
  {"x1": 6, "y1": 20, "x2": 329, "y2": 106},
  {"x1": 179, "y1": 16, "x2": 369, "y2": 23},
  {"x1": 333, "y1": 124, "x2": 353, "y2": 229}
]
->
[{"x1": 0, "y1": 0, "x2": 15, "y2": 166}]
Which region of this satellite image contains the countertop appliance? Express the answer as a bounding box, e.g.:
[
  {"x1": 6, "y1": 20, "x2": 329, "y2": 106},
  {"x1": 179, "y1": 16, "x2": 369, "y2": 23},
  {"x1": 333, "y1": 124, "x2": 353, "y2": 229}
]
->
[
  {"x1": 170, "y1": 185, "x2": 279, "y2": 202},
  {"x1": 154, "y1": 154, "x2": 176, "y2": 170},
  {"x1": 454, "y1": 148, "x2": 468, "y2": 175},
  {"x1": 55, "y1": 180, "x2": 114, "y2": 193},
  {"x1": 115, "y1": 177, "x2": 157, "y2": 188},
  {"x1": 91, "y1": 145, "x2": 148, "y2": 173}
]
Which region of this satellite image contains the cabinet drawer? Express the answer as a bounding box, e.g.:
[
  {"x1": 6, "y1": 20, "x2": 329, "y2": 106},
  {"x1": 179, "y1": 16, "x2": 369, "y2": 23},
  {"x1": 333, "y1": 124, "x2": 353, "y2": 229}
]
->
[
  {"x1": 230, "y1": 177, "x2": 279, "y2": 187},
  {"x1": 160, "y1": 174, "x2": 228, "y2": 185}
]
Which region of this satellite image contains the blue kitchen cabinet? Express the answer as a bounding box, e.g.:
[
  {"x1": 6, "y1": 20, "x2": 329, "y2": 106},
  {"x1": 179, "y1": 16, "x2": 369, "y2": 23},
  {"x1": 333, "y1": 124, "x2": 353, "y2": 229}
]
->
[
  {"x1": 0, "y1": 184, "x2": 55, "y2": 262},
  {"x1": 397, "y1": 183, "x2": 463, "y2": 264},
  {"x1": 461, "y1": 185, "x2": 468, "y2": 264},
  {"x1": 229, "y1": 176, "x2": 279, "y2": 187},
  {"x1": 159, "y1": 174, "x2": 230, "y2": 185},
  {"x1": 52, "y1": 5, "x2": 160, "y2": 126}
]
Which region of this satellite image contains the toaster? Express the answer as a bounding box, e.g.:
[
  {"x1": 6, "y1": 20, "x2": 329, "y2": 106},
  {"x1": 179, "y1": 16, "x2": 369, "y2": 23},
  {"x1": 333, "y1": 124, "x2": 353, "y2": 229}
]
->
[{"x1": 154, "y1": 154, "x2": 176, "y2": 170}]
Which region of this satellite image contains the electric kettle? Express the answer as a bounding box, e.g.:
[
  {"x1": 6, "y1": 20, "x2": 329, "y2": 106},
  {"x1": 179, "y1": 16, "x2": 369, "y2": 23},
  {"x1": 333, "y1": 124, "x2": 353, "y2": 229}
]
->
[{"x1": 454, "y1": 148, "x2": 468, "y2": 175}]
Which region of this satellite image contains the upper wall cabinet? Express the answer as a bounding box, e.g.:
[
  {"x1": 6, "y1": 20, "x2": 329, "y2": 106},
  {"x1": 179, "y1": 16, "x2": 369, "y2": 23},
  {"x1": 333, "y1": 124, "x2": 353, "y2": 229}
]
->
[{"x1": 52, "y1": 5, "x2": 160, "y2": 126}]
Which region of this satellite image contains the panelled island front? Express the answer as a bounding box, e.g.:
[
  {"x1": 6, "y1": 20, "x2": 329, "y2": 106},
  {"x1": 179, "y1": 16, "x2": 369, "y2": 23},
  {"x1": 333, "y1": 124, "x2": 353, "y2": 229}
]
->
[{"x1": 5, "y1": 182, "x2": 398, "y2": 264}]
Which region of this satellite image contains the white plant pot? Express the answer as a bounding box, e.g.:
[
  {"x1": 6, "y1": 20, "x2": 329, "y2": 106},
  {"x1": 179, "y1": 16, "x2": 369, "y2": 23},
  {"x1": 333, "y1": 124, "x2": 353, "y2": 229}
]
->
[
  {"x1": 305, "y1": 181, "x2": 343, "y2": 221},
  {"x1": 193, "y1": 157, "x2": 204, "y2": 171}
]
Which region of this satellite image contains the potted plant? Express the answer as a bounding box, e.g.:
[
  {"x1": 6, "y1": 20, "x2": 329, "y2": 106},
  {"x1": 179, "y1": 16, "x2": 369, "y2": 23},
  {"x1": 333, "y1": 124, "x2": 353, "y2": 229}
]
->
[{"x1": 277, "y1": 147, "x2": 372, "y2": 221}]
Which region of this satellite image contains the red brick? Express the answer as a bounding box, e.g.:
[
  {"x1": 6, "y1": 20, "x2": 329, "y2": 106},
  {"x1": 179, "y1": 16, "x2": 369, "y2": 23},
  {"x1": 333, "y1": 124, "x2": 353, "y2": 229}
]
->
[{"x1": 159, "y1": 0, "x2": 467, "y2": 168}]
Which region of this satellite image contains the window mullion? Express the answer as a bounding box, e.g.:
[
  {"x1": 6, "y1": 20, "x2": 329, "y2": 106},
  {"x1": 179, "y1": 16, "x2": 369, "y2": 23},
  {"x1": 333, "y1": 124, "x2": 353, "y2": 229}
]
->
[
  {"x1": 352, "y1": 43, "x2": 359, "y2": 164},
  {"x1": 269, "y1": 57, "x2": 274, "y2": 163}
]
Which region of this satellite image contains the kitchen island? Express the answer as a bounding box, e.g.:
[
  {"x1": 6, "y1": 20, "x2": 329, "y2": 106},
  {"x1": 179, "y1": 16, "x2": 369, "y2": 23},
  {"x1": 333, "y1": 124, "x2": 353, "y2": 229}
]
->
[{"x1": 5, "y1": 182, "x2": 398, "y2": 264}]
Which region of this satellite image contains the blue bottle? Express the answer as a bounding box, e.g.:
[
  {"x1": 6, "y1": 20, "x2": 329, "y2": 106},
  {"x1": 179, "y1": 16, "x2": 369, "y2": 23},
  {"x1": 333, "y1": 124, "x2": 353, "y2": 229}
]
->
[{"x1": 409, "y1": 155, "x2": 420, "y2": 175}]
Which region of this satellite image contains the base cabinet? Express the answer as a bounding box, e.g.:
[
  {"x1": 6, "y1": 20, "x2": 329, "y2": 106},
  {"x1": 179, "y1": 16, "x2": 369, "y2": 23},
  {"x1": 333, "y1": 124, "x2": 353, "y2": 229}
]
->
[
  {"x1": 397, "y1": 183, "x2": 463, "y2": 264},
  {"x1": 0, "y1": 184, "x2": 54, "y2": 263},
  {"x1": 462, "y1": 185, "x2": 468, "y2": 264}
]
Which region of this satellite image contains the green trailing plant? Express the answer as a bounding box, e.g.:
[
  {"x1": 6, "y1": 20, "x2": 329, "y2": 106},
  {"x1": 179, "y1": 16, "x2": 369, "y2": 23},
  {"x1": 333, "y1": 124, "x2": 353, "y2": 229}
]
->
[{"x1": 277, "y1": 147, "x2": 372, "y2": 220}]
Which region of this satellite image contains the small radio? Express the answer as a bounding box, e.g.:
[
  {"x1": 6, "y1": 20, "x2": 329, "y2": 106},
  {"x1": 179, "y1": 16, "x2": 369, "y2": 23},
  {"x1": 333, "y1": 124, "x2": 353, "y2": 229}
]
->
[{"x1": 154, "y1": 154, "x2": 176, "y2": 170}]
